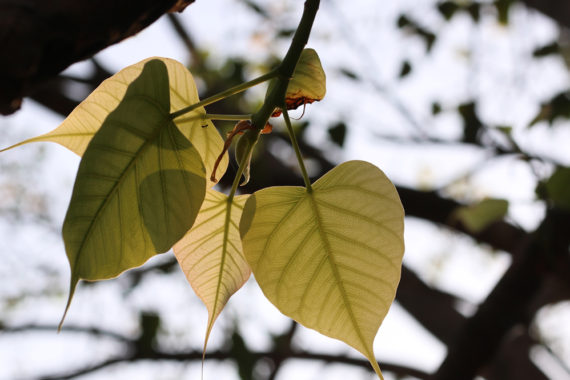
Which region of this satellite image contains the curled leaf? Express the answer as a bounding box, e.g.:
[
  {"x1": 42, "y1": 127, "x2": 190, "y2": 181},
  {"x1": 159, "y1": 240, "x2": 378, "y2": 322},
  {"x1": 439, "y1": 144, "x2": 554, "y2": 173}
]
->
[
  {"x1": 235, "y1": 132, "x2": 255, "y2": 186},
  {"x1": 271, "y1": 48, "x2": 326, "y2": 117}
]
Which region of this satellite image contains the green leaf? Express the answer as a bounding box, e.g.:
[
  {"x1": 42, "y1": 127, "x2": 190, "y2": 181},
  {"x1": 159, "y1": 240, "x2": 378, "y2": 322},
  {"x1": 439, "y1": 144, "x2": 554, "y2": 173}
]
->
[
  {"x1": 398, "y1": 60, "x2": 412, "y2": 78},
  {"x1": 458, "y1": 101, "x2": 482, "y2": 143},
  {"x1": 327, "y1": 122, "x2": 347, "y2": 147},
  {"x1": 173, "y1": 189, "x2": 250, "y2": 352},
  {"x1": 61, "y1": 60, "x2": 207, "y2": 327},
  {"x1": 533, "y1": 41, "x2": 560, "y2": 58},
  {"x1": 286, "y1": 48, "x2": 326, "y2": 107},
  {"x1": 529, "y1": 92, "x2": 570, "y2": 127},
  {"x1": 437, "y1": 1, "x2": 459, "y2": 21},
  {"x1": 240, "y1": 160, "x2": 405, "y2": 379},
  {"x1": 1, "y1": 57, "x2": 227, "y2": 187},
  {"x1": 454, "y1": 198, "x2": 509, "y2": 233},
  {"x1": 538, "y1": 166, "x2": 570, "y2": 211},
  {"x1": 270, "y1": 48, "x2": 326, "y2": 116}
]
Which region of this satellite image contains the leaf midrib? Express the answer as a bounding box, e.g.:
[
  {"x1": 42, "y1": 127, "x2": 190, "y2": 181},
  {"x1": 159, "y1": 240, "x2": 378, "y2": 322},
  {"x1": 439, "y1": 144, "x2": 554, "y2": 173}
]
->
[
  {"x1": 71, "y1": 96, "x2": 172, "y2": 275},
  {"x1": 307, "y1": 190, "x2": 372, "y2": 357}
]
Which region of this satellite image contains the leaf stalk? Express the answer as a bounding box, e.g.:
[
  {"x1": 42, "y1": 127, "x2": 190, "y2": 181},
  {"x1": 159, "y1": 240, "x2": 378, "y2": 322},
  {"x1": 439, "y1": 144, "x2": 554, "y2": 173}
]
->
[{"x1": 282, "y1": 107, "x2": 312, "y2": 192}]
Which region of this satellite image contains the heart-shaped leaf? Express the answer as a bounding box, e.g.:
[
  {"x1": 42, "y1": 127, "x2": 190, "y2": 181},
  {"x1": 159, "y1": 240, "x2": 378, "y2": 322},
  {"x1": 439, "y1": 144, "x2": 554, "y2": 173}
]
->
[
  {"x1": 1, "y1": 57, "x2": 227, "y2": 187},
  {"x1": 240, "y1": 160, "x2": 404, "y2": 379},
  {"x1": 61, "y1": 60, "x2": 207, "y2": 326},
  {"x1": 173, "y1": 189, "x2": 250, "y2": 351}
]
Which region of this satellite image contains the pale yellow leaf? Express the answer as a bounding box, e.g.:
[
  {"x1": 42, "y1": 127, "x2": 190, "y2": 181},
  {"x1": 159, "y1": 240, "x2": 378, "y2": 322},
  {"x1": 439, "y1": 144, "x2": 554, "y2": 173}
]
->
[
  {"x1": 1, "y1": 57, "x2": 227, "y2": 187},
  {"x1": 240, "y1": 160, "x2": 405, "y2": 379},
  {"x1": 173, "y1": 189, "x2": 251, "y2": 349},
  {"x1": 61, "y1": 60, "x2": 207, "y2": 328}
]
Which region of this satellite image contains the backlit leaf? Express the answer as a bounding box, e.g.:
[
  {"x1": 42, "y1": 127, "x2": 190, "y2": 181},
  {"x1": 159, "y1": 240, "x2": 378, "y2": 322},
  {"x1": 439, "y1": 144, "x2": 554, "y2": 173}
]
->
[
  {"x1": 1, "y1": 57, "x2": 227, "y2": 187},
  {"x1": 271, "y1": 48, "x2": 326, "y2": 116},
  {"x1": 173, "y1": 189, "x2": 250, "y2": 351},
  {"x1": 61, "y1": 60, "x2": 207, "y2": 326},
  {"x1": 240, "y1": 160, "x2": 405, "y2": 379}
]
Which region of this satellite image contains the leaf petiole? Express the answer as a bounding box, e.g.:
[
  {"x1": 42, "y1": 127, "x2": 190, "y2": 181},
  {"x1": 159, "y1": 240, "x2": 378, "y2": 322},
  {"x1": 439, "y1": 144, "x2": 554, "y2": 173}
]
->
[
  {"x1": 170, "y1": 70, "x2": 278, "y2": 120},
  {"x1": 204, "y1": 114, "x2": 252, "y2": 121},
  {"x1": 282, "y1": 106, "x2": 312, "y2": 192}
]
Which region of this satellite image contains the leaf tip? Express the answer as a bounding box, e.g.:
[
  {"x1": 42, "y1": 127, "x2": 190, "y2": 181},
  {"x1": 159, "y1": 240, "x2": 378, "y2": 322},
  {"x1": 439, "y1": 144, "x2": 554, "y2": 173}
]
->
[
  {"x1": 58, "y1": 276, "x2": 79, "y2": 332},
  {"x1": 369, "y1": 357, "x2": 385, "y2": 380}
]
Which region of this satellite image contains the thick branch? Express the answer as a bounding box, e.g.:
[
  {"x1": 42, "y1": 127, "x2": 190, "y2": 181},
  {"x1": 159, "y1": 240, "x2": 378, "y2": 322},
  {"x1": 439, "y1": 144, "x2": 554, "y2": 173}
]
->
[
  {"x1": 521, "y1": 0, "x2": 570, "y2": 28},
  {"x1": 397, "y1": 266, "x2": 465, "y2": 345},
  {"x1": 430, "y1": 209, "x2": 570, "y2": 380},
  {"x1": 0, "y1": 0, "x2": 195, "y2": 115}
]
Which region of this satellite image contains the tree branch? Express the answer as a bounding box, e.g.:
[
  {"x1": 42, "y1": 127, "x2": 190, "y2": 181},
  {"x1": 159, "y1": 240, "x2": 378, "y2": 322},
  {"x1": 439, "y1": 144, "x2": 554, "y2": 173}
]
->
[
  {"x1": 0, "y1": 0, "x2": 195, "y2": 115},
  {"x1": 1, "y1": 323, "x2": 133, "y2": 343},
  {"x1": 29, "y1": 346, "x2": 430, "y2": 380},
  {"x1": 521, "y1": 0, "x2": 570, "y2": 28},
  {"x1": 430, "y1": 209, "x2": 570, "y2": 380}
]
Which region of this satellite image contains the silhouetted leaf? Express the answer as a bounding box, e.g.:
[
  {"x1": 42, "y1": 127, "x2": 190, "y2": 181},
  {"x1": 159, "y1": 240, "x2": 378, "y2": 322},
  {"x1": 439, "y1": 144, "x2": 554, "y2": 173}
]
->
[
  {"x1": 454, "y1": 198, "x2": 509, "y2": 233},
  {"x1": 458, "y1": 101, "x2": 483, "y2": 143},
  {"x1": 328, "y1": 122, "x2": 347, "y2": 147},
  {"x1": 530, "y1": 92, "x2": 570, "y2": 127},
  {"x1": 537, "y1": 167, "x2": 570, "y2": 211},
  {"x1": 432, "y1": 102, "x2": 442, "y2": 115},
  {"x1": 339, "y1": 68, "x2": 360, "y2": 81},
  {"x1": 533, "y1": 42, "x2": 560, "y2": 57},
  {"x1": 467, "y1": 3, "x2": 481, "y2": 22},
  {"x1": 399, "y1": 60, "x2": 413, "y2": 78},
  {"x1": 396, "y1": 15, "x2": 437, "y2": 52},
  {"x1": 438, "y1": 2, "x2": 459, "y2": 21},
  {"x1": 495, "y1": 0, "x2": 514, "y2": 25}
]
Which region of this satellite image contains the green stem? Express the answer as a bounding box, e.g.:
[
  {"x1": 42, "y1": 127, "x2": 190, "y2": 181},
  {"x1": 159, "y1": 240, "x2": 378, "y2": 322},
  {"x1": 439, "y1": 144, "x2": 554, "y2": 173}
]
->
[
  {"x1": 250, "y1": 0, "x2": 320, "y2": 131},
  {"x1": 170, "y1": 70, "x2": 278, "y2": 120},
  {"x1": 282, "y1": 107, "x2": 312, "y2": 192},
  {"x1": 205, "y1": 114, "x2": 252, "y2": 121}
]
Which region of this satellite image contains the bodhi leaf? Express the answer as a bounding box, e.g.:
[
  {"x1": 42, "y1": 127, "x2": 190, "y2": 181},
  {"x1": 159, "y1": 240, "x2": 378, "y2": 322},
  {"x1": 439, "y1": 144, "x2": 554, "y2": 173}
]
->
[
  {"x1": 454, "y1": 198, "x2": 509, "y2": 233},
  {"x1": 271, "y1": 48, "x2": 326, "y2": 116},
  {"x1": 1, "y1": 57, "x2": 227, "y2": 187},
  {"x1": 61, "y1": 60, "x2": 207, "y2": 326},
  {"x1": 173, "y1": 189, "x2": 250, "y2": 351},
  {"x1": 240, "y1": 160, "x2": 404, "y2": 379}
]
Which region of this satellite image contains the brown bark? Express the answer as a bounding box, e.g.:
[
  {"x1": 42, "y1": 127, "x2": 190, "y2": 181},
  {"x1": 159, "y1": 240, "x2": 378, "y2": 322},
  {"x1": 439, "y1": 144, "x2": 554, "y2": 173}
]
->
[
  {"x1": 522, "y1": 0, "x2": 570, "y2": 28},
  {"x1": 0, "y1": 0, "x2": 194, "y2": 115}
]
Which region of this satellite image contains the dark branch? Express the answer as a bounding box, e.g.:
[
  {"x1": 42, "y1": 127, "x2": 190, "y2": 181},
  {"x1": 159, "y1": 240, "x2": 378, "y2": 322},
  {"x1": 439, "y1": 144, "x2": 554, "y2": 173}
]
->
[
  {"x1": 430, "y1": 209, "x2": 570, "y2": 380},
  {"x1": 2, "y1": 323, "x2": 133, "y2": 343},
  {"x1": 0, "y1": 0, "x2": 195, "y2": 115},
  {"x1": 521, "y1": 0, "x2": 570, "y2": 28},
  {"x1": 397, "y1": 266, "x2": 465, "y2": 345},
  {"x1": 30, "y1": 346, "x2": 430, "y2": 380}
]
